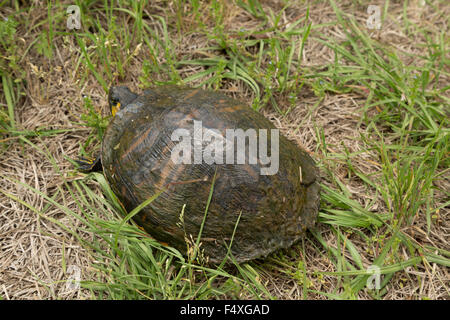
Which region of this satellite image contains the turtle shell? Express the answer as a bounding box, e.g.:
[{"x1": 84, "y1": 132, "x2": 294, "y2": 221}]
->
[{"x1": 102, "y1": 86, "x2": 320, "y2": 263}]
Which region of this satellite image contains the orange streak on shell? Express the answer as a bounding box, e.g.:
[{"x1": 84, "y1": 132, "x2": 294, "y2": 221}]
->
[
  {"x1": 158, "y1": 159, "x2": 185, "y2": 190},
  {"x1": 183, "y1": 89, "x2": 200, "y2": 100},
  {"x1": 221, "y1": 105, "x2": 245, "y2": 113},
  {"x1": 121, "y1": 126, "x2": 153, "y2": 160}
]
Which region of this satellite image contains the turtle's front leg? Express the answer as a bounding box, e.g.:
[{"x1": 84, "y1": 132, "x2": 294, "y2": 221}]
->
[{"x1": 75, "y1": 154, "x2": 102, "y2": 172}]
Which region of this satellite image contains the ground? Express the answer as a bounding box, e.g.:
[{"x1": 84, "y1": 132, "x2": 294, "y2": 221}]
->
[{"x1": 0, "y1": 0, "x2": 448, "y2": 300}]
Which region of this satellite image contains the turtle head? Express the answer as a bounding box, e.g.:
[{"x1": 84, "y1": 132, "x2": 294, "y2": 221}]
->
[{"x1": 108, "y1": 86, "x2": 138, "y2": 117}]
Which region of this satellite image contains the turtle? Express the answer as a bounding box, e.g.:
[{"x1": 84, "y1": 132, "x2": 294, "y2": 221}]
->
[{"x1": 77, "y1": 85, "x2": 320, "y2": 264}]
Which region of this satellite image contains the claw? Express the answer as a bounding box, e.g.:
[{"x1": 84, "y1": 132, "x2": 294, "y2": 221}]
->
[{"x1": 75, "y1": 155, "x2": 102, "y2": 172}]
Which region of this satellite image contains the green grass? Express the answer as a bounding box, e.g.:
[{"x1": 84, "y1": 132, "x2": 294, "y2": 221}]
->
[{"x1": 0, "y1": 0, "x2": 448, "y2": 299}]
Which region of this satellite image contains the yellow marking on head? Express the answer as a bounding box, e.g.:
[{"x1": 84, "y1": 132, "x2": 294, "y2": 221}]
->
[{"x1": 111, "y1": 102, "x2": 121, "y2": 116}]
